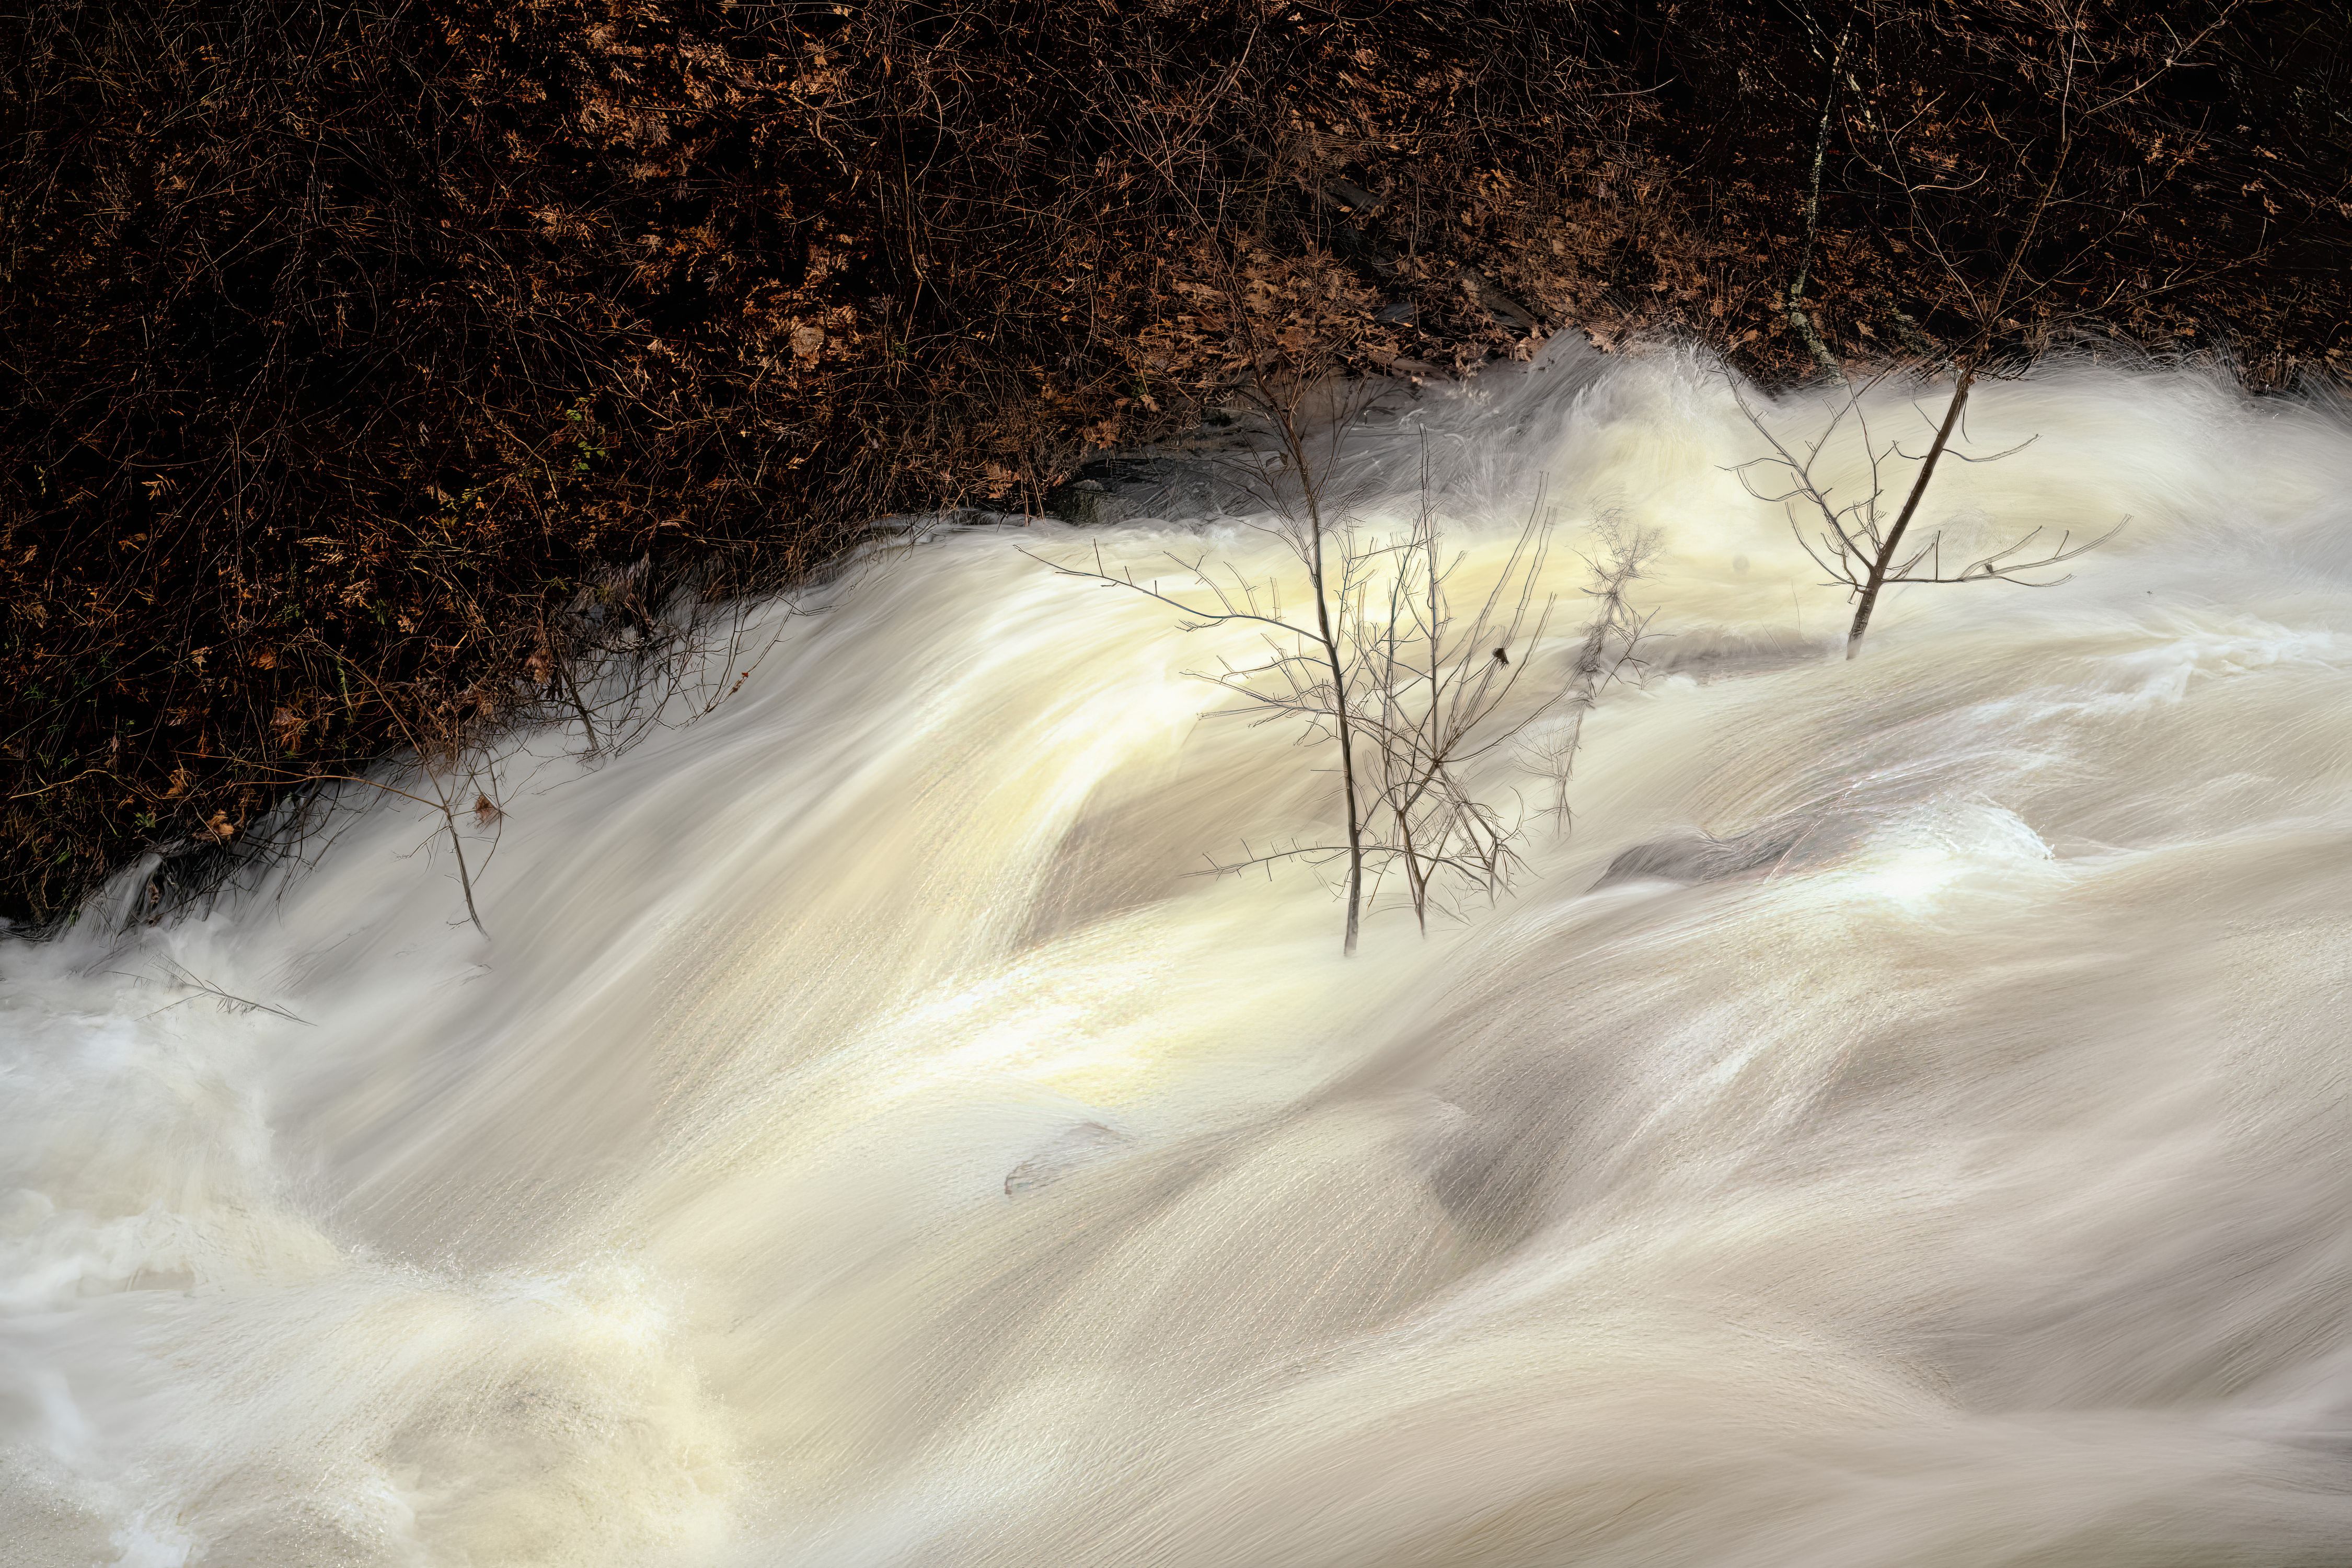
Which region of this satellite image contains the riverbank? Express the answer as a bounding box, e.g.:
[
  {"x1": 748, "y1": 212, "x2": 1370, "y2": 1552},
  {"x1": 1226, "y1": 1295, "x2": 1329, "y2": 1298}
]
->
[{"x1": 7, "y1": 0, "x2": 2345, "y2": 923}]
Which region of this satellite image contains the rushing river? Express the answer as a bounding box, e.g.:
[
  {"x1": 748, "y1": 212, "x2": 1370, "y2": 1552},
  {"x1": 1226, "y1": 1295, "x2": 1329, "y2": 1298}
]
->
[{"x1": 8, "y1": 343, "x2": 2352, "y2": 1566}]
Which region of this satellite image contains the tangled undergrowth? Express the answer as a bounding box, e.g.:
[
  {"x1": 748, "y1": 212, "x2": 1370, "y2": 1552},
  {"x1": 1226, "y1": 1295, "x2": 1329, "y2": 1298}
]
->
[{"x1": 4, "y1": 0, "x2": 2347, "y2": 925}]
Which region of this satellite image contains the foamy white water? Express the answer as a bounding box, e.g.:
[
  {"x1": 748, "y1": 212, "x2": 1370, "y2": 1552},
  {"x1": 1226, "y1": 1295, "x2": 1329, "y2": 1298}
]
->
[{"x1": 8, "y1": 344, "x2": 2352, "y2": 1566}]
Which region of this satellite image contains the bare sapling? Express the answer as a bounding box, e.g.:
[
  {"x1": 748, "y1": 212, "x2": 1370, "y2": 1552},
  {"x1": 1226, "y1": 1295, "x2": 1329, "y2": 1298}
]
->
[
  {"x1": 1746, "y1": 0, "x2": 2245, "y2": 655},
  {"x1": 1033, "y1": 374, "x2": 1381, "y2": 951},
  {"x1": 1519, "y1": 516, "x2": 1656, "y2": 836},
  {"x1": 245, "y1": 653, "x2": 504, "y2": 937},
  {"x1": 410, "y1": 755, "x2": 500, "y2": 938},
  {"x1": 1035, "y1": 399, "x2": 1652, "y2": 953},
  {"x1": 1354, "y1": 464, "x2": 1544, "y2": 933},
  {"x1": 1353, "y1": 463, "x2": 1656, "y2": 931},
  {"x1": 234, "y1": 754, "x2": 498, "y2": 936},
  {"x1": 1731, "y1": 373, "x2": 2123, "y2": 659}
]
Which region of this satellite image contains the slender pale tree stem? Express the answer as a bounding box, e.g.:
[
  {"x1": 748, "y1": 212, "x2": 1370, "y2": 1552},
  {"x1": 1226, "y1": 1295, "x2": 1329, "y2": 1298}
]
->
[{"x1": 1789, "y1": 21, "x2": 1852, "y2": 379}]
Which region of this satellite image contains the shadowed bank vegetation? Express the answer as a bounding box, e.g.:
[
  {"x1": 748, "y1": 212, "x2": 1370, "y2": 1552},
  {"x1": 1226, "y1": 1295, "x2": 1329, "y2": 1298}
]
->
[{"x1": 4, "y1": 0, "x2": 2347, "y2": 924}]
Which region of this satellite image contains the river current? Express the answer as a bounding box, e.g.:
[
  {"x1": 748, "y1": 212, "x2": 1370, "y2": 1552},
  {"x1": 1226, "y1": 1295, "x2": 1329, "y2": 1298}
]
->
[{"x1": 7, "y1": 343, "x2": 2352, "y2": 1565}]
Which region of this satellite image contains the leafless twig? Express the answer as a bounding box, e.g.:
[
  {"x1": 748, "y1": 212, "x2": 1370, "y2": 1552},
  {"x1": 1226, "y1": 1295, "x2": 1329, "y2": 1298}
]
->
[
  {"x1": 114, "y1": 958, "x2": 314, "y2": 1025},
  {"x1": 1035, "y1": 409, "x2": 1652, "y2": 948}
]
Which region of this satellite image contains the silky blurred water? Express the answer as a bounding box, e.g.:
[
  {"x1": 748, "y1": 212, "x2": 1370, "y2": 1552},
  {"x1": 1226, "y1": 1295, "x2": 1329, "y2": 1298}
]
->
[{"x1": 8, "y1": 344, "x2": 2352, "y2": 1566}]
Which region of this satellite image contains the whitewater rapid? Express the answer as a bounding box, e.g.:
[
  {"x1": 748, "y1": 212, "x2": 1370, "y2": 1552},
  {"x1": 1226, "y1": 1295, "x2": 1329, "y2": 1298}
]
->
[{"x1": 8, "y1": 344, "x2": 2352, "y2": 1566}]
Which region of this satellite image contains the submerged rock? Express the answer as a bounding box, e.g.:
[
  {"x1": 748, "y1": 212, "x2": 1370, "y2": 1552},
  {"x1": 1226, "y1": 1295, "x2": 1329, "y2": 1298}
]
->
[{"x1": 1005, "y1": 1121, "x2": 1132, "y2": 1197}]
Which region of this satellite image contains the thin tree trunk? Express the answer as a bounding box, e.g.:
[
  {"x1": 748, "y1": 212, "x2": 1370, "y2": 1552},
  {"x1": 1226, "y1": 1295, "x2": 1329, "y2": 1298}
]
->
[
  {"x1": 1397, "y1": 807, "x2": 1427, "y2": 933},
  {"x1": 1788, "y1": 23, "x2": 1851, "y2": 380},
  {"x1": 1847, "y1": 110, "x2": 2070, "y2": 656},
  {"x1": 444, "y1": 808, "x2": 488, "y2": 936},
  {"x1": 1304, "y1": 501, "x2": 1365, "y2": 954},
  {"x1": 1847, "y1": 365, "x2": 1976, "y2": 656},
  {"x1": 1410, "y1": 514, "x2": 1443, "y2": 933},
  {"x1": 559, "y1": 641, "x2": 599, "y2": 753}
]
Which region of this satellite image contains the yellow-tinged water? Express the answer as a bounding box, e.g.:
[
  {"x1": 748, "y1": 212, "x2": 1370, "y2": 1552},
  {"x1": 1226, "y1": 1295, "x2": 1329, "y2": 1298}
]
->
[{"x1": 9, "y1": 344, "x2": 2352, "y2": 1565}]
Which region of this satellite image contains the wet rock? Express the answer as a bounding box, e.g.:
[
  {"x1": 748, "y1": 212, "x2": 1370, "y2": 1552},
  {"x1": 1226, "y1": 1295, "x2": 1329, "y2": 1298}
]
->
[
  {"x1": 1044, "y1": 479, "x2": 1132, "y2": 527},
  {"x1": 1005, "y1": 1121, "x2": 1132, "y2": 1197},
  {"x1": 1593, "y1": 812, "x2": 1860, "y2": 889}
]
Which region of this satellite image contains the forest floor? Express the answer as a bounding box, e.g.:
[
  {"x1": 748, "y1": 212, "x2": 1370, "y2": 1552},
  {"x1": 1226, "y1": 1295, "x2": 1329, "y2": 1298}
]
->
[{"x1": 5, "y1": 0, "x2": 2347, "y2": 924}]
